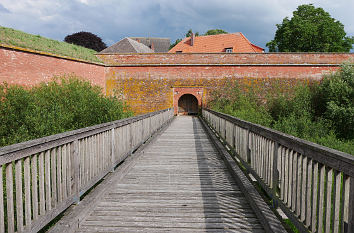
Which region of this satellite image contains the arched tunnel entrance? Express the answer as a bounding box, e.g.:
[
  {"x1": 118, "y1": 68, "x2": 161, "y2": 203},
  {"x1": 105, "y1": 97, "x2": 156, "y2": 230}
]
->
[{"x1": 178, "y1": 94, "x2": 198, "y2": 115}]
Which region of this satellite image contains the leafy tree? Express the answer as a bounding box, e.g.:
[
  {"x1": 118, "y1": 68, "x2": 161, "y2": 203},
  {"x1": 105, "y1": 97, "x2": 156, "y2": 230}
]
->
[
  {"x1": 169, "y1": 38, "x2": 182, "y2": 50},
  {"x1": 185, "y1": 29, "x2": 199, "y2": 37},
  {"x1": 64, "y1": 31, "x2": 107, "y2": 52},
  {"x1": 267, "y1": 4, "x2": 353, "y2": 52},
  {"x1": 170, "y1": 29, "x2": 199, "y2": 50},
  {"x1": 204, "y1": 29, "x2": 228, "y2": 35}
]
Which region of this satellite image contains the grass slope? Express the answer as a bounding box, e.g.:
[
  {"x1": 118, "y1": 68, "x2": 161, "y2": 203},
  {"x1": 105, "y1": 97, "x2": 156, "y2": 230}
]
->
[{"x1": 0, "y1": 26, "x2": 102, "y2": 63}]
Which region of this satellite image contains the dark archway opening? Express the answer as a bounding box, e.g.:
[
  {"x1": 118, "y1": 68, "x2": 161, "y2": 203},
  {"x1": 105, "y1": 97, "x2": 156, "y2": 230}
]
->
[{"x1": 178, "y1": 94, "x2": 198, "y2": 115}]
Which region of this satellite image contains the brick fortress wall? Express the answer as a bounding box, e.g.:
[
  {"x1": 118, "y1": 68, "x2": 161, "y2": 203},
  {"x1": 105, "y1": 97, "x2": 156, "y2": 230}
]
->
[
  {"x1": 0, "y1": 45, "x2": 105, "y2": 89},
  {"x1": 1, "y1": 46, "x2": 353, "y2": 115},
  {"x1": 98, "y1": 53, "x2": 354, "y2": 115}
]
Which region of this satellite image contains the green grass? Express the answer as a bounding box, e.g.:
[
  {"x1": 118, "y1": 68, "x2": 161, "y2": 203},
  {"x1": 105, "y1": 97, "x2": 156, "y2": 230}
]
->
[{"x1": 0, "y1": 26, "x2": 103, "y2": 63}]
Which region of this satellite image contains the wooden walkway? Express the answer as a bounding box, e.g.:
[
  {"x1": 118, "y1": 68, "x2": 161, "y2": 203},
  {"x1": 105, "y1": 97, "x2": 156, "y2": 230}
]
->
[{"x1": 72, "y1": 116, "x2": 266, "y2": 232}]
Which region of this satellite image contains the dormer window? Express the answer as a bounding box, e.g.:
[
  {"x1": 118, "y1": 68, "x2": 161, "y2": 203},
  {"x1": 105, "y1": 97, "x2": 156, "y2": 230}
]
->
[{"x1": 225, "y1": 48, "x2": 233, "y2": 53}]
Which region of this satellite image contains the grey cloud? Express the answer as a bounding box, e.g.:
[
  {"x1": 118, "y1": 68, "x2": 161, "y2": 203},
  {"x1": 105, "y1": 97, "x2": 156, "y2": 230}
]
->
[
  {"x1": 0, "y1": 3, "x2": 10, "y2": 13},
  {"x1": 0, "y1": 0, "x2": 352, "y2": 49}
]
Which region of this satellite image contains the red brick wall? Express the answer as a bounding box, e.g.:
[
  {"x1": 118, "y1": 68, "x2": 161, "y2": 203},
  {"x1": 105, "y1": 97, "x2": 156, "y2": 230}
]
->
[
  {"x1": 105, "y1": 64, "x2": 342, "y2": 114},
  {"x1": 98, "y1": 53, "x2": 354, "y2": 65},
  {"x1": 0, "y1": 46, "x2": 105, "y2": 89},
  {"x1": 101, "y1": 53, "x2": 353, "y2": 115},
  {"x1": 2, "y1": 47, "x2": 353, "y2": 115}
]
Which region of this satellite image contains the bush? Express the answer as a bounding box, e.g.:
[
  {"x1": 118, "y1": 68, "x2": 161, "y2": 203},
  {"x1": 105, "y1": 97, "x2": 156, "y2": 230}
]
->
[
  {"x1": 210, "y1": 84, "x2": 272, "y2": 127},
  {"x1": 314, "y1": 63, "x2": 354, "y2": 139},
  {"x1": 64, "y1": 31, "x2": 107, "y2": 52},
  {"x1": 209, "y1": 66, "x2": 354, "y2": 155},
  {"x1": 0, "y1": 76, "x2": 132, "y2": 147}
]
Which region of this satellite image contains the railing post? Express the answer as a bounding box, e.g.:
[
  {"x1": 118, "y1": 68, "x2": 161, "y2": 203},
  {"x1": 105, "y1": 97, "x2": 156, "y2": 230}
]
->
[
  {"x1": 347, "y1": 177, "x2": 354, "y2": 233},
  {"x1": 129, "y1": 123, "x2": 133, "y2": 151},
  {"x1": 246, "y1": 129, "x2": 251, "y2": 163},
  {"x1": 272, "y1": 142, "x2": 279, "y2": 208},
  {"x1": 111, "y1": 127, "x2": 115, "y2": 171},
  {"x1": 142, "y1": 118, "x2": 145, "y2": 142},
  {"x1": 71, "y1": 139, "x2": 80, "y2": 204},
  {"x1": 232, "y1": 124, "x2": 235, "y2": 149}
]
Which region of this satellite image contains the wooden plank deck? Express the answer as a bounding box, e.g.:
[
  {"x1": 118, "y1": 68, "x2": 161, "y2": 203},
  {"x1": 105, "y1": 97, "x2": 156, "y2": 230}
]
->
[{"x1": 75, "y1": 116, "x2": 266, "y2": 232}]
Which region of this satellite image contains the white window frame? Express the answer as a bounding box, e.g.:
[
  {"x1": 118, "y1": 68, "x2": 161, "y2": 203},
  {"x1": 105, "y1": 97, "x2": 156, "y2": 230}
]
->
[{"x1": 225, "y1": 48, "x2": 233, "y2": 53}]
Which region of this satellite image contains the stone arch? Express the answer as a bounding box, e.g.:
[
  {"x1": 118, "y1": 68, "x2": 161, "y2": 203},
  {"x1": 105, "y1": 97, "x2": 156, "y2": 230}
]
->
[
  {"x1": 177, "y1": 94, "x2": 198, "y2": 115},
  {"x1": 173, "y1": 87, "x2": 204, "y2": 115}
]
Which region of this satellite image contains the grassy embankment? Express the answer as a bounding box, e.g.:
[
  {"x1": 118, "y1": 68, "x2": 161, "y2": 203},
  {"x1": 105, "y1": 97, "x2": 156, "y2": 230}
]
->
[
  {"x1": 0, "y1": 26, "x2": 102, "y2": 63},
  {"x1": 210, "y1": 64, "x2": 354, "y2": 155}
]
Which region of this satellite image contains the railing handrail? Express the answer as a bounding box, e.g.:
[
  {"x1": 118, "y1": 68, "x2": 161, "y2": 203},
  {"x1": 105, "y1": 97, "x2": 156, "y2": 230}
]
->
[
  {"x1": 204, "y1": 108, "x2": 354, "y2": 177},
  {"x1": 0, "y1": 108, "x2": 172, "y2": 164}
]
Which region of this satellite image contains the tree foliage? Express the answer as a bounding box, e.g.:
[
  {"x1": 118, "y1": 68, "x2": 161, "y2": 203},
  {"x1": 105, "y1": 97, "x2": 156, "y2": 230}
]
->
[
  {"x1": 64, "y1": 31, "x2": 107, "y2": 52},
  {"x1": 185, "y1": 29, "x2": 199, "y2": 37},
  {"x1": 267, "y1": 4, "x2": 353, "y2": 52},
  {"x1": 169, "y1": 38, "x2": 182, "y2": 50},
  {"x1": 204, "y1": 29, "x2": 228, "y2": 35},
  {"x1": 0, "y1": 76, "x2": 132, "y2": 147}
]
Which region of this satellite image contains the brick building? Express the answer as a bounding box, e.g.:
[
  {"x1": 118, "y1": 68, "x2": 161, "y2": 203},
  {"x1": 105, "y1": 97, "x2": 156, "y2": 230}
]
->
[{"x1": 169, "y1": 33, "x2": 264, "y2": 53}]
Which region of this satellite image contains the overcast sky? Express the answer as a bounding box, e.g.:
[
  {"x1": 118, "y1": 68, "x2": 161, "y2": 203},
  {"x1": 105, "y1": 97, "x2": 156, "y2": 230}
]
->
[{"x1": 0, "y1": 0, "x2": 353, "y2": 50}]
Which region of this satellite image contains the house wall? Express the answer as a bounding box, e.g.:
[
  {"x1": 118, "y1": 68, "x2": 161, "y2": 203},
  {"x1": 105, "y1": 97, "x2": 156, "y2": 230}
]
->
[
  {"x1": 100, "y1": 53, "x2": 353, "y2": 115},
  {"x1": 0, "y1": 45, "x2": 105, "y2": 89}
]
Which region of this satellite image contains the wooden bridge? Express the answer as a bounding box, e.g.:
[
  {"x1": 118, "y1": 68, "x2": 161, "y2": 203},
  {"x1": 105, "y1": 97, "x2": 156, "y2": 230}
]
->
[{"x1": 0, "y1": 108, "x2": 353, "y2": 233}]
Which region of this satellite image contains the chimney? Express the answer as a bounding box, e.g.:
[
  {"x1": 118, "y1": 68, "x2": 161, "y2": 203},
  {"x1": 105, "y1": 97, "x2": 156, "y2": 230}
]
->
[
  {"x1": 190, "y1": 33, "x2": 195, "y2": 46},
  {"x1": 151, "y1": 42, "x2": 155, "y2": 51}
]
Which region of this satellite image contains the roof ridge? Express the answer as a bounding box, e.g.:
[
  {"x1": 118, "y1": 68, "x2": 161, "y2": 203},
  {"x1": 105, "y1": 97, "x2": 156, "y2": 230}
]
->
[
  {"x1": 169, "y1": 32, "x2": 264, "y2": 53},
  {"x1": 191, "y1": 33, "x2": 240, "y2": 38}
]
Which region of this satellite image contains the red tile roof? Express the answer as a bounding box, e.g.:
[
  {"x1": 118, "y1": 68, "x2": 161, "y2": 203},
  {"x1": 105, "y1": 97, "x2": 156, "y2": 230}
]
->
[{"x1": 169, "y1": 32, "x2": 264, "y2": 53}]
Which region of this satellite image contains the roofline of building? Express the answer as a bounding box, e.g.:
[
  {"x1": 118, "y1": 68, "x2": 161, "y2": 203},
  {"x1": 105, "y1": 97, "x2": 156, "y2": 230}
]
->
[
  {"x1": 238, "y1": 32, "x2": 264, "y2": 51},
  {"x1": 103, "y1": 63, "x2": 343, "y2": 67},
  {"x1": 97, "y1": 52, "x2": 354, "y2": 55},
  {"x1": 129, "y1": 37, "x2": 170, "y2": 39},
  {"x1": 251, "y1": 44, "x2": 265, "y2": 51}
]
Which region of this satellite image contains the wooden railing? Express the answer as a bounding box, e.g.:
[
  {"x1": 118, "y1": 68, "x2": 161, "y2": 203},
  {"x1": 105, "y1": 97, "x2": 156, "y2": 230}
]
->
[
  {"x1": 202, "y1": 109, "x2": 354, "y2": 233},
  {"x1": 0, "y1": 108, "x2": 174, "y2": 233}
]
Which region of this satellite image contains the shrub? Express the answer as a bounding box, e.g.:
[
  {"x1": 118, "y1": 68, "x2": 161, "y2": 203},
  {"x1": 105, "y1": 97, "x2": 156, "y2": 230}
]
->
[
  {"x1": 0, "y1": 76, "x2": 132, "y2": 147},
  {"x1": 210, "y1": 84, "x2": 272, "y2": 127},
  {"x1": 313, "y1": 64, "x2": 354, "y2": 139},
  {"x1": 64, "y1": 31, "x2": 107, "y2": 52},
  {"x1": 209, "y1": 67, "x2": 354, "y2": 155}
]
